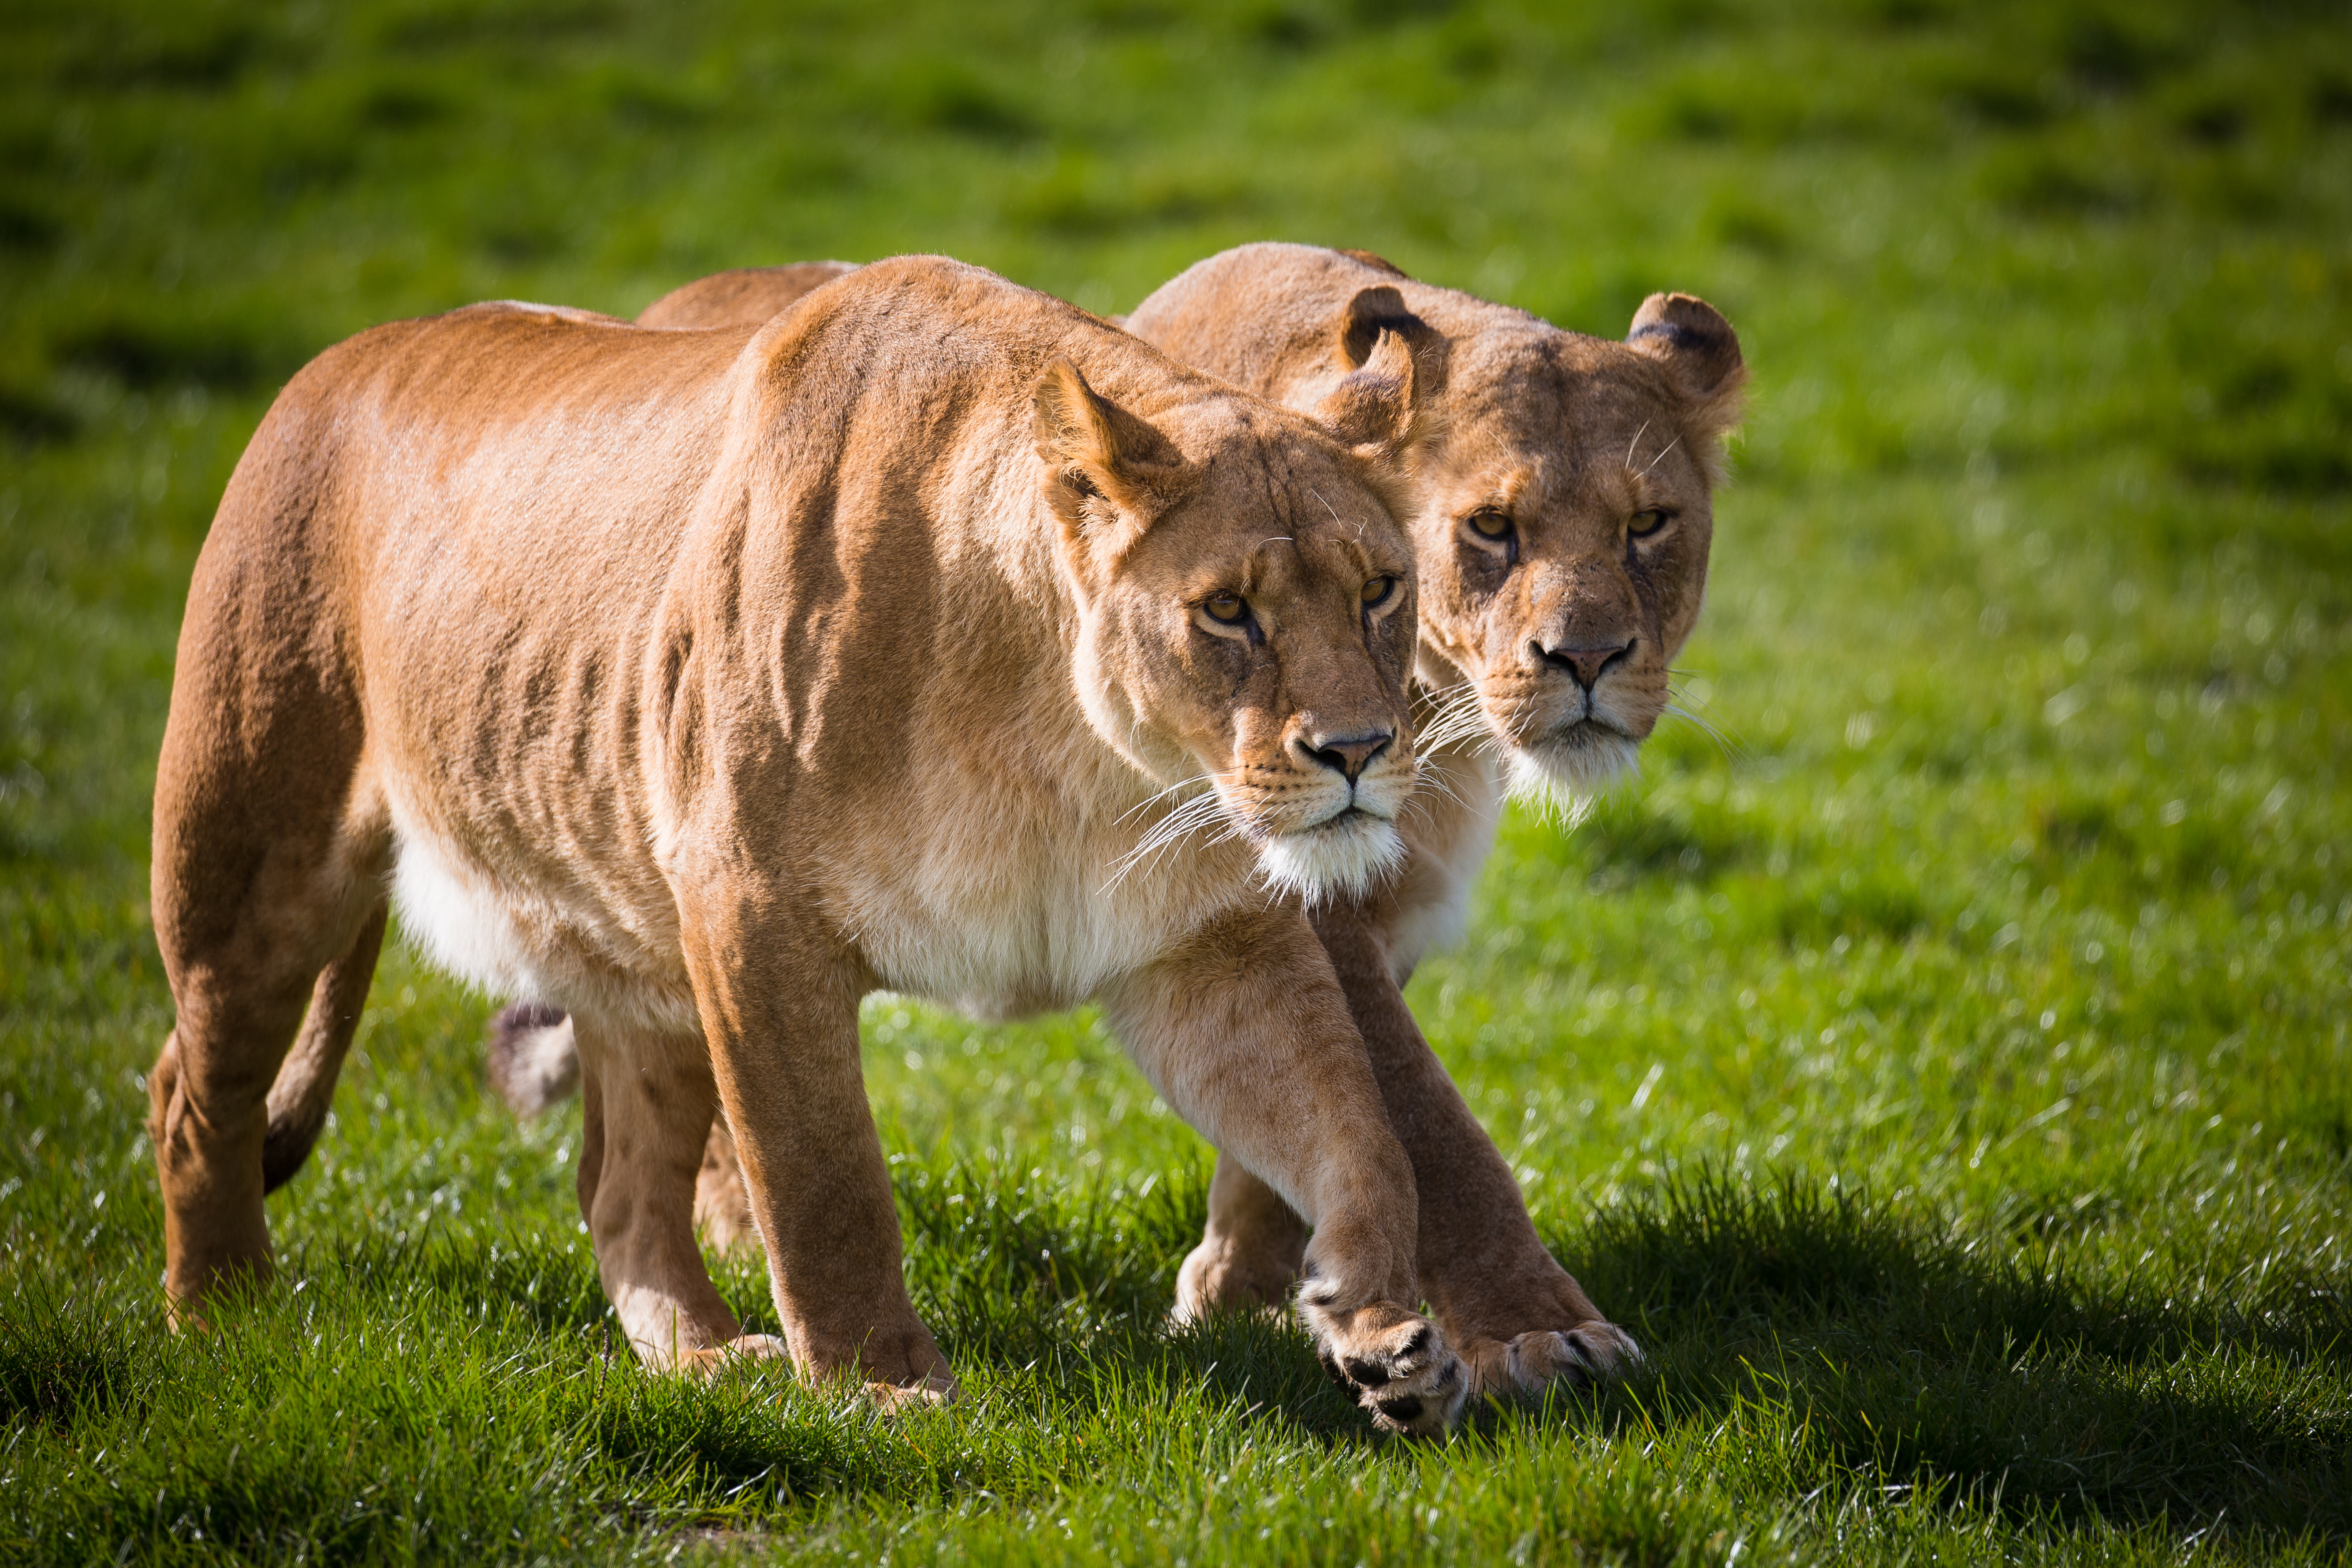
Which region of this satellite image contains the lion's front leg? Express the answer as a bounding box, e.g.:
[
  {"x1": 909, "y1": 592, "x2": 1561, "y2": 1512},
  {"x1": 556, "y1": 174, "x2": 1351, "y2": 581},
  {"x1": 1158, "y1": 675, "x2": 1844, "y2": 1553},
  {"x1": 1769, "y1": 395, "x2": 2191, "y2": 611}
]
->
[
  {"x1": 678, "y1": 891, "x2": 955, "y2": 1404},
  {"x1": 1311, "y1": 902, "x2": 1641, "y2": 1397},
  {"x1": 1105, "y1": 905, "x2": 1467, "y2": 1435}
]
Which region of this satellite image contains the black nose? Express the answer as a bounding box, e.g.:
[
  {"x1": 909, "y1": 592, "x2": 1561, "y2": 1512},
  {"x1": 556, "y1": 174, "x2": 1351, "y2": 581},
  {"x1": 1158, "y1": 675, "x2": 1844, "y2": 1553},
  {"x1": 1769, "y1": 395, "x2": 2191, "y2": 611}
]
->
[
  {"x1": 1535, "y1": 637, "x2": 1633, "y2": 691},
  {"x1": 1296, "y1": 730, "x2": 1393, "y2": 783}
]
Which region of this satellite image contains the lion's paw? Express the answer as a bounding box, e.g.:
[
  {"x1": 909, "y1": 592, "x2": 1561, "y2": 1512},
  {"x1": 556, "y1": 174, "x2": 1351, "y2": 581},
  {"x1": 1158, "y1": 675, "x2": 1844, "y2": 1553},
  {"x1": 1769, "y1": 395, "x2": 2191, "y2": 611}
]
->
[
  {"x1": 1173, "y1": 1236, "x2": 1299, "y2": 1324},
  {"x1": 864, "y1": 1371, "x2": 960, "y2": 1413},
  {"x1": 677, "y1": 1333, "x2": 790, "y2": 1378},
  {"x1": 1306, "y1": 1301, "x2": 1468, "y2": 1435},
  {"x1": 1459, "y1": 1319, "x2": 1642, "y2": 1398}
]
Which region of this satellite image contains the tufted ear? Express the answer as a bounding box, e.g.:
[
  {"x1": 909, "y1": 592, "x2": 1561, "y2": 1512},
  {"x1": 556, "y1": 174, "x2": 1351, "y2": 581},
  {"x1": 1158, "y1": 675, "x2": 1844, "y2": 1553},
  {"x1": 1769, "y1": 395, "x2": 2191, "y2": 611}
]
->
[
  {"x1": 1312, "y1": 286, "x2": 1447, "y2": 462},
  {"x1": 1628, "y1": 294, "x2": 1746, "y2": 483},
  {"x1": 1332, "y1": 283, "x2": 1432, "y2": 374},
  {"x1": 1032, "y1": 358, "x2": 1192, "y2": 567},
  {"x1": 1628, "y1": 293, "x2": 1746, "y2": 435}
]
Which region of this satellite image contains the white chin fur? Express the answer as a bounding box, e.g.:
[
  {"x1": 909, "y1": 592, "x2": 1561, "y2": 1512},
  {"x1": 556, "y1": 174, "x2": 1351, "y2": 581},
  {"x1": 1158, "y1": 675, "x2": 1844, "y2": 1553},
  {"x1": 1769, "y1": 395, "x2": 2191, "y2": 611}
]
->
[
  {"x1": 1256, "y1": 812, "x2": 1406, "y2": 905},
  {"x1": 1506, "y1": 726, "x2": 1642, "y2": 826}
]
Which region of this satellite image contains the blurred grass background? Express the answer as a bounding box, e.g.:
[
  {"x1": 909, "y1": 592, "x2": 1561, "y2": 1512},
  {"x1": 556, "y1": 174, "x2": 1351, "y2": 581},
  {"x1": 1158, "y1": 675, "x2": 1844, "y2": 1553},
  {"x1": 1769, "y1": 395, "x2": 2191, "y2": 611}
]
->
[{"x1": 2, "y1": 0, "x2": 2348, "y2": 1562}]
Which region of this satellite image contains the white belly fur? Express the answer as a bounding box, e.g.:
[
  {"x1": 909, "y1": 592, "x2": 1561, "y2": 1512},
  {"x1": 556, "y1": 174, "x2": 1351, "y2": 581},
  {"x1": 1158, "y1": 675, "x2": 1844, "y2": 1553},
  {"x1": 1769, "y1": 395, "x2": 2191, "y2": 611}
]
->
[
  {"x1": 387, "y1": 797, "x2": 1254, "y2": 1034},
  {"x1": 388, "y1": 811, "x2": 701, "y2": 1035}
]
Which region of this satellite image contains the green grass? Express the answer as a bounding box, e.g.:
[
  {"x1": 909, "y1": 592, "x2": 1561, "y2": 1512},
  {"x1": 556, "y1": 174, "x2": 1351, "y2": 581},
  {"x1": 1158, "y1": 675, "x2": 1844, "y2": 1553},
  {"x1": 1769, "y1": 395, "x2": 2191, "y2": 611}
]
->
[{"x1": 3, "y1": 0, "x2": 2349, "y2": 1561}]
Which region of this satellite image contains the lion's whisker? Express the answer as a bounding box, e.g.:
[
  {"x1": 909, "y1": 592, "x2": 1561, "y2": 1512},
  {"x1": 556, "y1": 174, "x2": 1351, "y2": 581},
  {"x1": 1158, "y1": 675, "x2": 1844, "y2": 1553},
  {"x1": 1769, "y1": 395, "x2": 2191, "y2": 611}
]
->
[
  {"x1": 1413, "y1": 691, "x2": 1496, "y2": 757},
  {"x1": 1104, "y1": 787, "x2": 1238, "y2": 893},
  {"x1": 1116, "y1": 773, "x2": 1214, "y2": 826},
  {"x1": 1407, "y1": 762, "x2": 1469, "y2": 814},
  {"x1": 1663, "y1": 701, "x2": 1743, "y2": 763}
]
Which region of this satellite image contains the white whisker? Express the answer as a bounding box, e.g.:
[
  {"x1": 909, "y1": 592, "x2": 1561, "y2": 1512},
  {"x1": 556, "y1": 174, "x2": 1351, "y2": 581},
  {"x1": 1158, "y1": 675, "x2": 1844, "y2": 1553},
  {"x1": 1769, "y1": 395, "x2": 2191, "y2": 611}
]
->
[
  {"x1": 1406, "y1": 758, "x2": 1467, "y2": 812},
  {"x1": 1103, "y1": 786, "x2": 1240, "y2": 894},
  {"x1": 1625, "y1": 419, "x2": 1650, "y2": 471},
  {"x1": 1664, "y1": 673, "x2": 1748, "y2": 763},
  {"x1": 1663, "y1": 702, "x2": 1741, "y2": 762},
  {"x1": 1412, "y1": 689, "x2": 1498, "y2": 757},
  {"x1": 1116, "y1": 773, "x2": 1212, "y2": 827}
]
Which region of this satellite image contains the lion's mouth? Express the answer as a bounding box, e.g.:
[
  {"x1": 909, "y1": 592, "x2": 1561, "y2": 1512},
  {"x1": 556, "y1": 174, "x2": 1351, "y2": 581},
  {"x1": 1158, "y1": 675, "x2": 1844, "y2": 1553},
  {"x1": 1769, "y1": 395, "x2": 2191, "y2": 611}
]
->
[
  {"x1": 1548, "y1": 715, "x2": 1634, "y2": 746},
  {"x1": 1506, "y1": 716, "x2": 1643, "y2": 804},
  {"x1": 1255, "y1": 804, "x2": 1405, "y2": 903}
]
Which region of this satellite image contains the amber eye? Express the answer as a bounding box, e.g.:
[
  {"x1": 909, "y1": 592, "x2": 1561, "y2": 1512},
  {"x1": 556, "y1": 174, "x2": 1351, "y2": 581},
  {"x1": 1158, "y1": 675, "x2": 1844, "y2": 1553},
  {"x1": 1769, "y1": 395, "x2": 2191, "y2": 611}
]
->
[
  {"x1": 1361, "y1": 575, "x2": 1397, "y2": 607},
  {"x1": 1203, "y1": 592, "x2": 1249, "y2": 624},
  {"x1": 1467, "y1": 508, "x2": 1513, "y2": 540},
  {"x1": 1629, "y1": 507, "x2": 1674, "y2": 537}
]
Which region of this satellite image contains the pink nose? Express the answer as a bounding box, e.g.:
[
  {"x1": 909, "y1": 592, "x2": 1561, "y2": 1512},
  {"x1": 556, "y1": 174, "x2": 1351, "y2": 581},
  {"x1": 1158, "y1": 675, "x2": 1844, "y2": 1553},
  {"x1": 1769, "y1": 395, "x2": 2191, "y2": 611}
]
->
[
  {"x1": 1535, "y1": 638, "x2": 1632, "y2": 691},
  {"x1": 1294, "y1": 730, "x2": 1393, "y2": 782}
]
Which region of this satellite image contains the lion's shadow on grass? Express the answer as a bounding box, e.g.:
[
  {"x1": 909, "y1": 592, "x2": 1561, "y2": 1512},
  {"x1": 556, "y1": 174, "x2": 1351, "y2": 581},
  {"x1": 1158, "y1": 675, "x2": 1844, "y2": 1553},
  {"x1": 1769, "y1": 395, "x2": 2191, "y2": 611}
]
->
[
  {"x1": 1549, "y1": 1171, "x2": 2352, "y2": 1536},
  {"x1": 18, "y1": 1164, "x2": 2341, "y2": 1533},
  {"x1": 617, "y1": 1162, "x2": 2352, "y2": 1526}
]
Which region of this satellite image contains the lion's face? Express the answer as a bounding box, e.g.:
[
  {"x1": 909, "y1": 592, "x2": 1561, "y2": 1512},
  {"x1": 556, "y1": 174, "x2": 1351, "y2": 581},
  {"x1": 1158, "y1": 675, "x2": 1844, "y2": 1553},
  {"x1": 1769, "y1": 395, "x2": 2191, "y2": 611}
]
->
[
  {"x1": 1407, "y1": 295, "x2": 1745, "y2": 807},
  {"x1": 1032, "y1": 358, "x2": 1424, "y2": 901}
]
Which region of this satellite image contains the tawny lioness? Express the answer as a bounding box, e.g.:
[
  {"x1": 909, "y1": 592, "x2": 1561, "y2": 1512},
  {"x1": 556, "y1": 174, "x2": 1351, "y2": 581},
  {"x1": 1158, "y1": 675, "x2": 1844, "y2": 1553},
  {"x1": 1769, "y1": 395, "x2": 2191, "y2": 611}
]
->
[
  {"x1": 150, "y1": 255, "x2": 1480, "y2": 1431},
  {"x1": 1124, "y1": 243, "x2": 1746, "y2": 1396},
  {"x1": 486, "y1": 246, "x2": 1745, "y2": 1404}
]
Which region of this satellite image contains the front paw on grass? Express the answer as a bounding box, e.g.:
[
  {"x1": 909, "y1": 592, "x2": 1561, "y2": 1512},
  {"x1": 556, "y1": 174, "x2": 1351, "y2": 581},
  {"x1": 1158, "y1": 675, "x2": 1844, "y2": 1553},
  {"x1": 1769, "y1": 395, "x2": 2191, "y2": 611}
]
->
[
  {"x1": 1459, "y1": 1320, "x2": 1644, "y2": 1399},
  {"x1": 678, "y1": 1333, "x2": 792, "y2": 1377},
  {"x1": 1316, "y1": 1318, "x2": 1470, "y2": 1435}
]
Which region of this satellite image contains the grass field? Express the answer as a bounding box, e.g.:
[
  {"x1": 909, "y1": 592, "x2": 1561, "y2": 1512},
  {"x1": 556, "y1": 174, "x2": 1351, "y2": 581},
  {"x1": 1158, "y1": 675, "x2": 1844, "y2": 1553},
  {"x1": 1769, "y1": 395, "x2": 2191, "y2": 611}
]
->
[{"x1": 4, "y1": 0, "x2": 2350, "y2": 1561}]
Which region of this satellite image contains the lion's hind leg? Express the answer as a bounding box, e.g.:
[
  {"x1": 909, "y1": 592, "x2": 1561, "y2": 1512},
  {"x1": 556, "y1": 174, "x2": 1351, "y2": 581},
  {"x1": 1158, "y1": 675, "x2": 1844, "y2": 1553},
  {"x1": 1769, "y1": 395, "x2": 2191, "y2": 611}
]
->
[
  {"x1": 568, "y1": 1014, "x2": 772, "y2": 1369},
  {"x1": 258, "y1": 900, "x2": 390, "y2": 1192},
  {"x1": 1172, "y1": 1151, "x2": 1307, "y2": 1322},
  {"x1": 148, "y1": 805, "x2": 389, "y2": 1324},
  {"x1": 148, "y1": 388, "x2": 397, "y2": 1325}
]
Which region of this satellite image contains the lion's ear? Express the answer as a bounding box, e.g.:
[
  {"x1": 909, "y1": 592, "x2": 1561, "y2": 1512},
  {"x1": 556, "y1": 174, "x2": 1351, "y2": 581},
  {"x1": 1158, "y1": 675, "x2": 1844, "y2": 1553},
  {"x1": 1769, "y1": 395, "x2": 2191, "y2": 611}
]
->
[
  {"x1": 1628, "y1": 293, "x2": 1747, "y2": 448},
  {"x1": 1032, "y1": 356, "x2": 1122, "y2": 475},
  {"x1": 1031, "y1": 358, "x2": 1190, "y2": 563},
  {"x1": 1313, "y1": 286, "x2": 1446, "y2": 462}
]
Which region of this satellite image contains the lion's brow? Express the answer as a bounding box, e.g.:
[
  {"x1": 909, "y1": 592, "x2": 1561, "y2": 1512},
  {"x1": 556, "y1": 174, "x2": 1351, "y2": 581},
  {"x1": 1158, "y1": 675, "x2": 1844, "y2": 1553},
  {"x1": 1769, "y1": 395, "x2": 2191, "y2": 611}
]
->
[
  {"x1": 1233, "y1": 534, "x2": 1297, "y2": 593},
  {"x1": 1307, "y1": 486, "x2": 1363, "y2": 540},
  {"x1": 1239, "y1": 533, "x2": 1301, "y2": 578}
]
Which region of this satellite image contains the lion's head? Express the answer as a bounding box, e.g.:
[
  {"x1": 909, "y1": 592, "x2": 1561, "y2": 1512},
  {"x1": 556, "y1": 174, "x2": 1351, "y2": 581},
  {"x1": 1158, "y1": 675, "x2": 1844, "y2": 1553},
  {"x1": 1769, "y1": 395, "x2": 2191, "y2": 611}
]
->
[
  {"x1": 1028, "y1": 326, "x2": 1433, "y2": 901},
  {"x1": 1129, "y1": 248, "x2": 1746, "y2": 812},
  {"x1": 1399, "y1": 291, "x2": 1744, "y2": 805}
]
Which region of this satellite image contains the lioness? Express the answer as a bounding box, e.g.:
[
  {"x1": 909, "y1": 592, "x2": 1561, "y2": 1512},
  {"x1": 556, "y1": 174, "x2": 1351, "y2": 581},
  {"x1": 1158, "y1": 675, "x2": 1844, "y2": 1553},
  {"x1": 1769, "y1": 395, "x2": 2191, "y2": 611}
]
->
[
  {"x1": 149, "y1": 256, "x2": 1474, "y2": 1430},
  {"x1": 1127, "y1": 245, "x2": 1745, "y2": 1393},
  {"x1": 492, "y1": 246, "x2": 1746, "y2": 1403}
]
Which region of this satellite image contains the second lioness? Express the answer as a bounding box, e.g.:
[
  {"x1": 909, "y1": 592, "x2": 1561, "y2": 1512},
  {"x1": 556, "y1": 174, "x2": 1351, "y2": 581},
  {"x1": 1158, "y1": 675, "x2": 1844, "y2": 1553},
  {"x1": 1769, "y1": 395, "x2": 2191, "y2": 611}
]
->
[
  {"x1": 497, "y1": 246, "x2": 1745, "y2": 1401},
  {"x1": 1126, "y1": 245, "x2": 1745, "y2": 1396},
  {"x1": 155, "y1": 257, "x2": 1472, "y2": 1432}
]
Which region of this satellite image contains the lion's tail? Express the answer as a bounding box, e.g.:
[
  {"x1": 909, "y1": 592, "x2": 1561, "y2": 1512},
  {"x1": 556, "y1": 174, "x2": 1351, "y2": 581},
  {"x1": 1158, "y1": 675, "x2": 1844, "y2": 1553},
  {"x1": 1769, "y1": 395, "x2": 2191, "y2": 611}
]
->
[
  {"x1": 259, "y1": 903, "x2": 389, "y2": 1194},
  {"x1": 484, "y1": 1002, "x2": 581, "y2": 1117}
]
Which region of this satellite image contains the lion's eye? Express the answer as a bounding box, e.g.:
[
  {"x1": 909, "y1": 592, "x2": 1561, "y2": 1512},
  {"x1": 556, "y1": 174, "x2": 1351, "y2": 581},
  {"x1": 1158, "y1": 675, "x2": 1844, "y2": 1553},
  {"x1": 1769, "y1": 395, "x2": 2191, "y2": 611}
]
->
[
  {"x1": 1203, "y1": 592, "x2": 1249, "y2": 624},
  {"x1": 1466, "y1": 508, "x2": 1513, "y2": 541},
  {"x1": 1629, "y1": 507, "x2": 1674, "y2": 537},
  {"x1": 1361, "y1": 575, "x2": 1397, "y2": 608}
]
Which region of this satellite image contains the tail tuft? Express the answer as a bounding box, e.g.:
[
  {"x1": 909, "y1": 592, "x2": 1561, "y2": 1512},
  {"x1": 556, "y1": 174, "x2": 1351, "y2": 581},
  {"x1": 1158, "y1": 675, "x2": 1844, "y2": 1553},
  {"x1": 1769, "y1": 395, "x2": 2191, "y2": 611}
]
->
[{"x1": 485, "y1": 1003, "x2": 580, "y2": 1116}]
